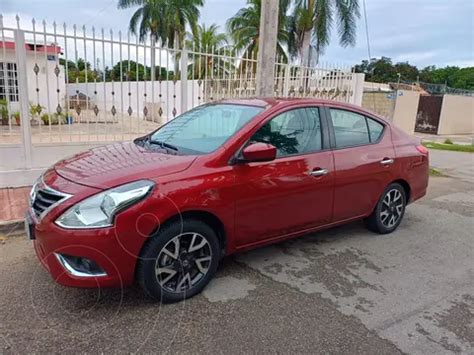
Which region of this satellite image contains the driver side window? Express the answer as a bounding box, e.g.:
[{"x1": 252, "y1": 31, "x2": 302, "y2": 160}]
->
[{"x1": 250, "y1": 108, "x2": 322, "y2": 157}]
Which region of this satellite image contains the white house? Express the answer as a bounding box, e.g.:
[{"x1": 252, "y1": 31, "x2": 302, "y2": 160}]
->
[{"x1": 0, "y1": 38, "x2": 66, "y2": 115}]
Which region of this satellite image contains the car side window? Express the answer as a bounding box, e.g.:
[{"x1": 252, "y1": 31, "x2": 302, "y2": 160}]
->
[
  {"x1": 367, "y1": 117, "x2": 384, "y2": 142},
  {"x1": 250, "y1": 107, "x2": 322, "y2": 157},
  {"x1": 329, "y1": 109, "x2": 370, "y2": 148}
]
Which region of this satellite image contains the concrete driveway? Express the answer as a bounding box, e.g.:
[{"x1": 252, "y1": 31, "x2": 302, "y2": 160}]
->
[{"x1": 1, "y1": 149, "x2": 473, "y2": 354}]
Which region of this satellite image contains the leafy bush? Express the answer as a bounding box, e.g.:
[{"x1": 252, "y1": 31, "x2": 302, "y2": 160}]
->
[
  {"x1": 41, "y1": 113, "x2": 66, "y2": 125},
  {"x1": 29, "y1": 103, "x2": 44, "y2": 117},
  {"x1": 444, "y1": 138, "x2": 453, "y2": 145},
  {"x1": 12, "y1": 111, "x2": 21, "y2": 125},
  {"x1": 41, "y1": 113, "x2": 50, "y2": 125},
  {"x1": 0, "y1": 99, "x2": 8, "y2": 124}
]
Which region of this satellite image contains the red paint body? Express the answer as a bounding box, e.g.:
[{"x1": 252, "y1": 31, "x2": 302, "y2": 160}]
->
[{"x1": 31, "y1": 98, "x2": 429, "y2": 288}]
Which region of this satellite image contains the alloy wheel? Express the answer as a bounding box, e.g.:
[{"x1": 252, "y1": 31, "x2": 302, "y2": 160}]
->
[
  {"x1": 380, "y1": 188, "x2": 404, "y2": 228},
  {"x1": 155, "y1": 232, "x2": 212, "y2": 293}
]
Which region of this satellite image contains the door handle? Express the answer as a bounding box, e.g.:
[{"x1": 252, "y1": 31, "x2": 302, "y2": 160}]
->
[
  {"x1": 380, "y1": 158, "x2": 394, "y2": 165},
  {"x1": 309, "y1": 168, "x2": 328, "y2": 177}
]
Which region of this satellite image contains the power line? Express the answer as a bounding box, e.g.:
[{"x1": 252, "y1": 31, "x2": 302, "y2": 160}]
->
[
  {"x1": 83, "y1": 0, "x2": 116, "y2": 27},
  {"x1": 362, "y1": 0, "x2": 372, "y2": 61},
  {"x1": 362, "y1": 0, "x2": 377, "y2": 112}
]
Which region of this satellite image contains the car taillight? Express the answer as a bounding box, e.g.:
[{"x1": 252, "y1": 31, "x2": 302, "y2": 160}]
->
[{"x1": 416, "y1": 145, "x2": 429, "y2": 155}]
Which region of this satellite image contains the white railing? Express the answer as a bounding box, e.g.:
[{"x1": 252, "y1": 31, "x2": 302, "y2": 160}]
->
[
  {"x1": 1, "y1": 15, "x2": 358, "y2": 146},
  {"x1": 0, "y1": 15, "x2": 362, "y2": 187}
]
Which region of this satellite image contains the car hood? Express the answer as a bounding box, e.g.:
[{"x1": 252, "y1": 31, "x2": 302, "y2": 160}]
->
[{"x1": 54, "y1": 141, "x2": 197, "y2": 189}]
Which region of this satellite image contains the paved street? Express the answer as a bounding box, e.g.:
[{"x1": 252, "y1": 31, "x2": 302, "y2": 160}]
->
[
  {"x1": 429, "y1": 149, "x2": 474, "y2": 184},
  {"x1": 1, "y1": 150, "x2": 473, "y2": 354}
]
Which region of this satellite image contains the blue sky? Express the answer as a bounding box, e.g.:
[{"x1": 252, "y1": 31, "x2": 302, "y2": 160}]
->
[{"x1": 1, "y1": 0, "x2": 473, "y2": 68}]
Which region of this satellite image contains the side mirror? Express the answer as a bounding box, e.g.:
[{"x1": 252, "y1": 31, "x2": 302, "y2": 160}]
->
[{"x1": 241, "y1": 142, "x2": 277, "y2": 162}]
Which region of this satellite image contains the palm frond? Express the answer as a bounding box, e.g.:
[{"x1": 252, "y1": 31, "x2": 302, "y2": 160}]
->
[
  {"x1": 128, "y1": 8, "x2": 143, "y2": 36},
  {"x1": 314, "y1": 0, "x2": 333, "y2": 55},
  {"x1": 334, "y1": 0, "x2": 360, "y2": 47},
  {"x1": 117, "y1": 0, "x2": 145, "y2": 9},
  {"x1": 289, "y1": 0, "x2": 360, "y2": 62},
  {"x1": 227, "y1": 0, "x2": 289, "y2": 62}
]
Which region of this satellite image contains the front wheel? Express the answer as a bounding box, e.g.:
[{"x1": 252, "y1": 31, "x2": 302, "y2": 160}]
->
[
  {"x1": 136, "y1": 219, "x2": 220, "y2": 303},
  {"x1": 365, "y1": 183, "x2": 407, "y2": 234}
]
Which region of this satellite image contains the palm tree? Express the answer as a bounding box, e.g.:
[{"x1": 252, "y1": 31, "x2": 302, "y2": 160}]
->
[
  {"x1": 118, "y1": 0, "x2": 203, "y2": 78},
  {"x1": 226, "y1": 0, "x2": 291, "y2": 65},
  {"x1": 186, "y1": 24, "x2": 229, "y2": 79},
  {"x1": 289, "y1": 0, "x2": 360, "y2": 66}
]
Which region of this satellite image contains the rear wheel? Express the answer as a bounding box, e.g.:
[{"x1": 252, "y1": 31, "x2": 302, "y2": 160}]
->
[
  {"x1": 365, "y1": 183, "x2": 406, "y2": 234},
  {"x1": 137, "y1": 219, "x2": 220, "y2": 303}
]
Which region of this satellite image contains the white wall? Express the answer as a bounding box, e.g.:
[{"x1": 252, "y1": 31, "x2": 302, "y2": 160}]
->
[
  {"x1": 352, "y1": 73, "x2": 365, "y2": 107},
  {"x1": 392, "y1": 90, "x2": 420, "y2": 134},
  {"x1": 438, "y1": 95, "x2": 474, "y2": 135},
  {"x1": 67, "y1": 80, "x2": 205, "y2": 121},
  {"x1": 363, "y1": 81, "x2": 392, "y2": 92},
  {"x1": 67, "y1": 74, "x2": 364, "y2": 119},
  {"x1": 2, "y1": 48, "x2": 66, "y2": 114}
]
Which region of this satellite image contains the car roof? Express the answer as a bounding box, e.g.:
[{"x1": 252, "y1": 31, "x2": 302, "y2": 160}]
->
[{"x1": 217, "y1": 97, "x2": 388, "y2": 122}]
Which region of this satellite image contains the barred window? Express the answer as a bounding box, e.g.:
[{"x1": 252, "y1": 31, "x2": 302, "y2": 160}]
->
[{"x1": 0, "y1": 62, "x2": 19, "y2": 102}]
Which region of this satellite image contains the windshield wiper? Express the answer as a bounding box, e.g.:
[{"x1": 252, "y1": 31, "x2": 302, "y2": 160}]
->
[{"x1": 148, "y1": 138, "x2": 179, "y2": 151}]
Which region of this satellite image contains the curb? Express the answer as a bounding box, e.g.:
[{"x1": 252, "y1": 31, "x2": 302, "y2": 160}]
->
[{"x1": 0, "y1": 219, "x2": 25, "y2": 237}]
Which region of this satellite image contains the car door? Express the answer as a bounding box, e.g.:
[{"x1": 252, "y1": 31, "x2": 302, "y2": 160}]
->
[
  {"x1": 326, "y1": 106, "x2": 396, "y2": 222},
  {"x1": 233, "y1": 106, "x2": 335, "y2": 247}
]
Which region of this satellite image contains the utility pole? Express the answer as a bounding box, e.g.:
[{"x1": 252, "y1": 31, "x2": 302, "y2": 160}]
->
[{"x1": 255, "y1": 0, "x2": 279, "y2": 97}]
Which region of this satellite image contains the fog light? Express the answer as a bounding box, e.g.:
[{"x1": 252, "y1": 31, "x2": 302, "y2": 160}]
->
[{"x1": 55, "y1": 253, "x2": 107, "y2": 277}]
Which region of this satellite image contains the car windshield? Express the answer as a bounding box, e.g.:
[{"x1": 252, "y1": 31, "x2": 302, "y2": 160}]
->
[{"x1": 148, "y1": 104, "x2": 264, "y2": 154}]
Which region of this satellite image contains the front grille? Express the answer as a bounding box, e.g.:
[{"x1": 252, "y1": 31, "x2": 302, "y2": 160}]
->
[{"x1": 31, "y1": 183, "x2": 71, "y2": 219}]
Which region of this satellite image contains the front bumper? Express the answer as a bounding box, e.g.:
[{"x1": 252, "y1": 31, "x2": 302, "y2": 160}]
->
[
  {"x1": 30, "y1": 203, "x2": 156, "y2": 289},
  {"x1": 33, "y1": 218, "x2": 129, "y2": 288},
  {"x1": 28, "y1": 168, "x2": 165, "y2": 289}
]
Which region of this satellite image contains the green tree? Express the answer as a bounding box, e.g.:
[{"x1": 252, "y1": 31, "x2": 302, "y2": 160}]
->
[
  {"x1": 111, "y1": 60, "x2": 146, "y2": 81},
  {"x1": 288, "y1": 0, "x2": 360, "y2": 65},
  {"x1": 118, "y1": 0, "x2": 203, "y2": 78},
  {"x1": 110, "y1": 60, "x2": 172, "y2": 81},
  {"x1": 67, "y1": 70, "x2": 98, "y2": 83},
  {"x1": 76, "y1": 58, "x2": 91, "y2": 71},
  {"x1": 355, "y1": 57, "x2": 473, "y2": 91},
  {"x1": 451, "y1": 67, "x2": 474, "y2": 90},
  {"x1": 60, "y1": 58, "x2": 97, "y2": 83},
  {"x1": 354, "y1": 57, "x2": 396, "y2": 83},
  {"x1": 394, "y1": 62, "x2": 419, "y2": 83},
  {"x1": 420, "y1": 66, "x2": 474, "y2": 90},
  {"x1": 186, "y1": 24, "x2": 229, "y2": 79},
  {"x1": 226, "y1": 0, "x2": 291, "y2": 64},
  {"x1": 59, "y1": 58, "x2": 77, "y2": 71}
]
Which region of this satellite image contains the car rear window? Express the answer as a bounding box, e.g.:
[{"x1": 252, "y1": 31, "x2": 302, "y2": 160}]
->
[
  {"x1": 329, "y1": 109, "x2": 370, "y2": 148},
  {"x1": 329, "y1": 109, "x2": 385, "y2": 148},
  {"x1": 367, "y1": 117, "x2": 384, "y2": 142}
]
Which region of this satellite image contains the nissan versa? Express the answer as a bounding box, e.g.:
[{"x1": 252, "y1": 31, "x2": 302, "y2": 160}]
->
[{"x1": 27, "y1": 98, "x2": 429, "y2": 303}]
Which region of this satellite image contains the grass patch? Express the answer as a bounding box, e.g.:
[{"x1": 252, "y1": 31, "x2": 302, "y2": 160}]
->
[
  {"x1": 422, "y1": 141, "x2": 474, "y2": 153},
  {"x1": 429, "y1": 167, "x2": 444, "y2": 177}
]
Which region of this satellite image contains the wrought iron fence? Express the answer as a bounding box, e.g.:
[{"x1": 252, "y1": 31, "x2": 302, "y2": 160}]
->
[{"x1": 0, "y1": 15, "x2": 357, "y2": 147}]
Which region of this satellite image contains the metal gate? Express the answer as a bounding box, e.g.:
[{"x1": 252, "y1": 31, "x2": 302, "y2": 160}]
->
[
  {"x1": 415, "y1": 95, "x2": 443, "y2": 134},
  {"x1": 0, "y1": 14, "x2": 362, "y2": 187}
]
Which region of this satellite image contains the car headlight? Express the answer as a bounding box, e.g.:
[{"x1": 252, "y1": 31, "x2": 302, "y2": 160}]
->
[{"x1": 55, "y1": 180, "x2": 154, "y2": 229}]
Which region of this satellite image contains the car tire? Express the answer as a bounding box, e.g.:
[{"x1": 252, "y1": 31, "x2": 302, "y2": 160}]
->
[
  {"x1": 136, "y1": 218, "x2": 220, "y2": 303},
  {"x1": 365, "y1": 183, "x2": 407, "y2": 234}
]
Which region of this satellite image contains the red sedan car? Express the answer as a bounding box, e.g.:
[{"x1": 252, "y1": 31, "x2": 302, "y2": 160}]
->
[{"x1": 27, "y1": 98, "x2": 429, "y2": 302}]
